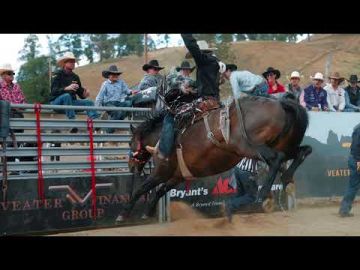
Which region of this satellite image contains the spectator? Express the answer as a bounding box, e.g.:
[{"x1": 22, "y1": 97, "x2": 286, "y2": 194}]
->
[
  {"x1": 262, "y1": 67, "x2": 285, "y2": 95},
  {"x1": 165, "y1": 60, "x2": 198, "y2": 103},
  {"x1": 50, "y1": 52, "x2": 99, "y2": 133},
  {"x1": 324, "y1": 72, "x2": 346, "y2": 112},
  {"x1": 133, "y1": 59, "x2": 165, "y2": 111},
  {"x1": 344, "y1": 75, "x2": 360, "y2": 112},
  {"x1": 339, "y1": 123, "x2": 360, "y2": 217},
  {"x1": 303, "y1": 72, "x2": 328, "y2": 111},
  {"x1": 0, "y1": 63, "x2": 36, "y2": 174},
  {"x1": 95, "y1": 65, "x2": 138, "y2": 133},
  {"x1": 286, "y1": 71, "x2": 305, "y2": 106}
]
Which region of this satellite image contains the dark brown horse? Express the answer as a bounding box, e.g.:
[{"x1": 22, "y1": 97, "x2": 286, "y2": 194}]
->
[{"x1": 121, "y1": 95, "x2": 312, "y2": 221}]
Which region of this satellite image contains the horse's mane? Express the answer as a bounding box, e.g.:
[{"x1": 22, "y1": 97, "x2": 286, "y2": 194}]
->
[{"x1": 135, "y1": 110, "x2": 167, "y2": 138}]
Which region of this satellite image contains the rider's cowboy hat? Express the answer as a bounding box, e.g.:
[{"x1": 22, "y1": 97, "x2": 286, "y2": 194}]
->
[
  {"x1": 176, "y1": 61, "x2": 196, "y2": 72},
  {"x1": 286, "y1": 71, "x2": 304, "y2": 81},
  {"x1": 328, "y1": 71, "x2": 344, "y2": 83},
  {"x1": 262, "y1": 67, "x2": 281, "y2": 79},
  {"x1": 102, "y1": 65, "x2": 123, "y2": 78},
  {"x1": 310, "y1": 72, "x2": 325, "y2": 81},
  {"x1": 57, "y1": 52, "x2": 77, "y2": 67},
  {"x1": 0, "y1": 63, "x2": 15, "y2": 75},
  {"x1": 347, "y1": 74, "x2": 360, "y2": 84},
  {"x1": 185, "y1": 40, "x2": 218, "y2": 59},
  {"x1": 142, "y1": 60, "x2": 164, "y2": 71}
]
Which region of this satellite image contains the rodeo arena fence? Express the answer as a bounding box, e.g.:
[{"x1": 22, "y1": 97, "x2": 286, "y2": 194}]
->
[{"x1": 0, "y1": 100, "x2": 358, "y2": 235}]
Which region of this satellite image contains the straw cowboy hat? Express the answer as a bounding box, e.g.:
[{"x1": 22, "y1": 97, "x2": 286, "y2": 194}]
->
[
  {"x1": 328, "y1": 71, "x2": 344, "y2": 83},
  {"x1": 142, "y1": 60, "x2": 164, "y2": 71},
  {"x1": 185, "y1": 40, "x2": 218, "y2": 59},
  {"x1": 347, "y1": 74, "x2": 360, "y2": 84},
  {"x1": 0, "y1": 63, "x2": 14, "y2": 75},
  {"x1": 176, "y1": 61, "x2": 196, "y2": 72},
  {"x1": 262, "y1": 67, "x2": 281, "y2": 79},
  {"x1": 102, "y1": 65, "x2": 123, "y2": 78},
  {"x1": 57, "y1": 52, "x2": 77, "y2": 67},
  {"x1": 286, "y1": 71, "x2": 304, "y2": 81},
  {"x1": 310, "y1": 72, "x2": 325, "y2": 81}
]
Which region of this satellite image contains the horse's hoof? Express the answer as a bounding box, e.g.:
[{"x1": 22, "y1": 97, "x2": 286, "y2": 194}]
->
[
  {"x1": 141, "y1": 214, "x2": 149, "y2": 220},
  {"x1": 115, "y1": 215, "x2": 126, "y2": 223},
  {"x1": 262, "y1": 198, "x2": 274, "y2": 213}
]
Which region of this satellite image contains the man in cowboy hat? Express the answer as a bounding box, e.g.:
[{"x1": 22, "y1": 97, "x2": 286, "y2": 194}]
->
[
  {"x1": 303, "y1": 72, "x2": 328, "y2": 111},
  {"x1": 167, "y1": 60, "x2": 197, "y2": 96},
  {"x1": 95, "y1": 65, "x2": 138, "y2": 133},
  {"x1": 286, "y1": 71, "x2": 305, "y2": 105},
  {"x1": 221, "y1": 64, "x2": 269, "y2": 98},
  {"x1": 0, "y1": 63, "x2": 25, "y2": 105},
  {"x1": 0, "y1": 63, "x2": 37, "y2": 171},
  {"x1": 137, "y1": 59, "x2": 164, "y2": 91},
  {"x1": 181, "y1": 34, "x2": 223, "y2": 101},
  {"x1": 50, "y1": 52, "x2": 99, "y2": 132},
  {"x1": 324, "y1": 72, "x2": 346, "y2": 112},
  {"x1": 344, "y1": 75, "x2": 360, "y2": 112},
  {"x1": 262, "y1": 67, "x2": 285, "y2": 95}
]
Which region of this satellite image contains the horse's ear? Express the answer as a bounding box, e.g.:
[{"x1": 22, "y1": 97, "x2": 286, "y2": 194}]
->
[{"x1": 130, "y1": 124, "x2": 136, "y2": 134}]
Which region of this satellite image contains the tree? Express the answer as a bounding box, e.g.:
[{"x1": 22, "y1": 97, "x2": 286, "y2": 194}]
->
[
  {"x1": 18, "y1": 34, "x2": 41, "y2": 61},
  {"x1": 89, "y1": 34, "x2": 117, "y2": 62},
  {"x1": 116, "y1": 34, "x2": 144, "y2": 57},
  {"x1": 16, "y1": 56, "x2": 50, "y2": 104}
]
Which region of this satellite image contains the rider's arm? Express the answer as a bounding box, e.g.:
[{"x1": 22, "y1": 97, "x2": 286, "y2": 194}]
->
[{"x1": 181, "y1": 34, "x2": 207, "y2": 66}]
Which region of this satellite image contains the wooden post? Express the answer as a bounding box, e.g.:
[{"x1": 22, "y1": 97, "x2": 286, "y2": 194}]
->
[{"x1": 144, "y1": 34, "x2": 148, "y2": 64}]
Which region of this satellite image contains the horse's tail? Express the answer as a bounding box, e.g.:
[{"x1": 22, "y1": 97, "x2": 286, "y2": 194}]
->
[{"x1": 279, "y1": 98, "x2": 309, "y2": 147}]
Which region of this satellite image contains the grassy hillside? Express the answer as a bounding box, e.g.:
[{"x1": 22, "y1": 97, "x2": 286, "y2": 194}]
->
[{"x1": 75, "y1": 34, "x2": 360, "y2": 101}]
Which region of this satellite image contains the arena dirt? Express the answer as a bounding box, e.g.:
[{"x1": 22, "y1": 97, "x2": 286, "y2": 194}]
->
[{"x1": 54, "y1": 201, "x2": 360, "y2": 236}]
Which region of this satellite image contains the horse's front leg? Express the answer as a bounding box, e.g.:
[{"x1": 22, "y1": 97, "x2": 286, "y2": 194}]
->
[
  {"x1": 116, "y1": 174, "x2": 163, "y2": 223},
  {"x1": 255, "y1": 146, "x2": 286, "y2": 211},
  {"x1": 280, "y1": 145, "x2": 312, "y2": 186}
]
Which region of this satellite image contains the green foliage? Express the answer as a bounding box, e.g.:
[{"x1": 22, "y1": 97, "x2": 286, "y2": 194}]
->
[
  {"x1": 18, "y1": 34, "x2": 41, "y2": 61},
  {"x1": 116, "y1": 34, "x2": 144, "y2": 57},
  {"x1": 16, "y1": 56, "x2": 50, "y2": 104}
]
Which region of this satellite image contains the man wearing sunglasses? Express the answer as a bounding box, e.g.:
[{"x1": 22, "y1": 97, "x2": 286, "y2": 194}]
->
[{"x1": 0, "y1": 64, "x2": 25, "y2": 105}]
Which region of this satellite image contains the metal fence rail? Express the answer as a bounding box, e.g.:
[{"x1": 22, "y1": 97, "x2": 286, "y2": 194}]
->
[{"x1": 1, "y1": 103, "x2": 154, "y2": 180}]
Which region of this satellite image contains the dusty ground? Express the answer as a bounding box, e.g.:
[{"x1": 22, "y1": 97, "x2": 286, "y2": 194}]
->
[{"x1": 54, "y1": 201, "x2": 360, "y2": 236}]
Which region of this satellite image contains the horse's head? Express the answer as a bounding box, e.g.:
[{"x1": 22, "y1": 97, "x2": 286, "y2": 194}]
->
[{"x1": 128, "y1": 124, "x2": 151, "y2": 175}]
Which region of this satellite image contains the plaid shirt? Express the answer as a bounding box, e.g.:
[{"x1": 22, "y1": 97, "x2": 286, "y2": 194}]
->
[{"x1": 0, "y1": 81, "x2": 26, "y2": 104}]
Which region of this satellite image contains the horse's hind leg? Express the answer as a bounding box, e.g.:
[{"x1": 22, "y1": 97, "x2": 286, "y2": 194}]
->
[
  {"x1": 256, "y1": 146, "x2": 286, "y2": 208},
  {"x1": 145, "y1": 177, "x2": 182, "y2": 218}
]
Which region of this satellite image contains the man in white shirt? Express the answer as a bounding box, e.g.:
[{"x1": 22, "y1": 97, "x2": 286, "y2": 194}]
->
[{"x1": 324, "y1": 72, "x2": 346, "y2": 112}]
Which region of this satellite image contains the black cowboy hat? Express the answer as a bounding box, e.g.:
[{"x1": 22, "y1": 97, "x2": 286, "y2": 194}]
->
[
  {"x1": 226, "y1": 64, "x2": 238, "y2": 72},
  {"x1": 142, "y1": 59, "x2": 164, "y2": 71},
  {"x1": 262, "y1": 67, "x2": 281, "y2": 79},
  {"x1": 176, "y1": 61, "x2": 196, "y2": 72},
  {"x1": 348, "y1": 74, "x2": 360, "y2": 84},
  {"x1": 102, "y1": 65, "x2": 122, "y2": 78}
]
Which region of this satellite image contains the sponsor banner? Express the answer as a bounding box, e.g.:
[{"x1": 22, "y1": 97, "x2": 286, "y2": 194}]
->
[
  {"x1": 170, "y1": 171, "x2": 286, "y2": 216},
  {"x1": 0, "y1": 175, "x2": 150, "y2": 235},
  {"x1": 294, "y1": 112, "x2": 358, "y2": 197}
]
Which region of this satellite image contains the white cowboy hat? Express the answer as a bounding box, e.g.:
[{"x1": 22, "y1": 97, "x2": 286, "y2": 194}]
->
[
  {"x1": 290, "y1": 71, "x2": 301, "y2": 79},
  {"x1": 0, "y1": 63, "x2": 14, "y2": 75},
  {"x1": 185, "y1": 40, "x2": 218, "y2": 59},
  {"x1": 57, "y1": 52, "x2": 77, "y2": 67},
  {"x1": 310, "y1": 72, "x2": 325, "y2": 81}
]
